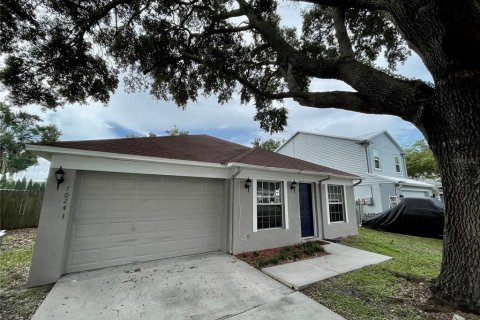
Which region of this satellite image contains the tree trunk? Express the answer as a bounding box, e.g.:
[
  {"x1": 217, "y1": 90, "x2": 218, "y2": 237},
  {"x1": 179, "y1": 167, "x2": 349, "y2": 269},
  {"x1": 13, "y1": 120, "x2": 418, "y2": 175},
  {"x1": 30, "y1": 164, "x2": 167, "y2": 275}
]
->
[{"x1": 421, "y1": 77, "x2": 480, "y2": 311}]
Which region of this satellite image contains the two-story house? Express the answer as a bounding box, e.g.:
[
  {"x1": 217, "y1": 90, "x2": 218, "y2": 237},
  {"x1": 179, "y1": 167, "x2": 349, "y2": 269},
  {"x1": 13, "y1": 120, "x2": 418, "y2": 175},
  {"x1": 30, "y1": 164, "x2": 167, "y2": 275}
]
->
[{"x1": 276, "y1": 130, "x2": 436, "y2": 215}]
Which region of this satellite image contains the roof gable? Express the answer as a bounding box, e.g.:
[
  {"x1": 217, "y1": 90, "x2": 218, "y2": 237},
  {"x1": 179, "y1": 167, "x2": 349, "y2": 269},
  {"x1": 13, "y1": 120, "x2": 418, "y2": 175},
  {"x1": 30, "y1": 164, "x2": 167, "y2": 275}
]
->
[{"x1": 277, "y1": 130, "x2": 405, "y2": 153}]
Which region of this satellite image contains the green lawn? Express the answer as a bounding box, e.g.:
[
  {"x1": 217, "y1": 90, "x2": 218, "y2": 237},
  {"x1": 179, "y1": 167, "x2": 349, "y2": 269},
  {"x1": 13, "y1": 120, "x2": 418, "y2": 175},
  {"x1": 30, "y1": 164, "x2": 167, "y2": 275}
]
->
[
  {"x1": 303, "y1": 228, "x2": 478, "y2": 320},
  {"x1": 0, "y1": 229, "x2": 52, "y2": 320}
]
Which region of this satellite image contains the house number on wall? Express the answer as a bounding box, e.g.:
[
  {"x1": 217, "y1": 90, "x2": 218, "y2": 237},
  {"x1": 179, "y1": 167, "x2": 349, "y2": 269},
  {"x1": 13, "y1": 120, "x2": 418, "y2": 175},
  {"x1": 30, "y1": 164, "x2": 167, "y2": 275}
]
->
[{"x1": 62, "y1": 186, "x2": 70, "y2": 219}]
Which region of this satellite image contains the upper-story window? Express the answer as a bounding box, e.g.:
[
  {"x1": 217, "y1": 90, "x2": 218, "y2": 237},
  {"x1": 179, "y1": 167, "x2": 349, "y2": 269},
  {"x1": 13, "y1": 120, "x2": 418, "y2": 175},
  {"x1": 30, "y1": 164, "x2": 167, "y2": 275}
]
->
[
  {"x1": 394, "y1": 155, "x2": 401, "y2": 173},
  {"x1": 373, "y1": 149, "x2": 381, "y2": 170},
  {"x1": 256, "y1": 180, "x2": 284, "y2": 229}
]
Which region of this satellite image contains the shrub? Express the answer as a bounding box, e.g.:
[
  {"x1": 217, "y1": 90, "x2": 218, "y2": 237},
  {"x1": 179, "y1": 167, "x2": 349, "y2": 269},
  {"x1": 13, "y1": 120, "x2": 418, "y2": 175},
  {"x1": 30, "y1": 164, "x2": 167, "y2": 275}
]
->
[{"x1": 298, "y1": 241, "x2": 325, "y2": 256}]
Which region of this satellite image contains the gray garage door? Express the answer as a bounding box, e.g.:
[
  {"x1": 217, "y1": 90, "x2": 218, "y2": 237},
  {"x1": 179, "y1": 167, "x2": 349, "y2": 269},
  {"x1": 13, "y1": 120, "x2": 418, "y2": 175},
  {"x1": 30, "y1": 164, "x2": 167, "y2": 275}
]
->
[
  {"x1": 402, "y1": 190, "x2": 429, "y2": 198},
  {"x1": 64, "y1": 171, "x2": 224, "y2": 273}
]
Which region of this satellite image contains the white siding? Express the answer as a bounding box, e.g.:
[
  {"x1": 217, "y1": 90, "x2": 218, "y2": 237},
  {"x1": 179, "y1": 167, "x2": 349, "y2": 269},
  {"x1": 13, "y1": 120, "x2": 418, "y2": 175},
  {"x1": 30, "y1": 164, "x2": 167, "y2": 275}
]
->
[
  {"x1": 277, "y1": 133, "x2": 366, "y2": 177},
  {"x1": 367, "y1": 133, "x2": 407, "y2": 178}
]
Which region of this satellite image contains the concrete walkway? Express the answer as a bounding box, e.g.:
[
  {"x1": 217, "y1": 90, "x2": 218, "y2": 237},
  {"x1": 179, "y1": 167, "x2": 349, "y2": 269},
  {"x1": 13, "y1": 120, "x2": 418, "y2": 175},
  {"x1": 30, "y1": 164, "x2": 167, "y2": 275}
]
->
[
  {"x1": 33, "y1": 252, "x2": 344, "y2": 320},
  {"x1": 262, "y1": 242, "x2": 391, "y2": 290}
]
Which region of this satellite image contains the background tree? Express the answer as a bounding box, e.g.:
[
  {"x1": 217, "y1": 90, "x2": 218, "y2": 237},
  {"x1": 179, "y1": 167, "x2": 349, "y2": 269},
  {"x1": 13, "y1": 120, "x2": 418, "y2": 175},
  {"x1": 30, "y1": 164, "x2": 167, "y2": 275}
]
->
[
  {"x1": 27, "y1": 179, "x2": 33, "y2": 190},
  {"x1": 165, "y1": 126, "x2": 189, "y2": 136},
  {"x1": 404, "y1": 139, "x2": 439, "y2": 180},
  {"x1": 124, "y1": 132, "x2": 158, "y2": 138},
  {"x1": 0, "y1": 102, "x2": 61, "y2": 177},
  {"x1": 251, "y1": 138, "x2": 284, "y2": 151},
  {"x1": 0, "y1": 0, "x2": 479, "y2": 310}
]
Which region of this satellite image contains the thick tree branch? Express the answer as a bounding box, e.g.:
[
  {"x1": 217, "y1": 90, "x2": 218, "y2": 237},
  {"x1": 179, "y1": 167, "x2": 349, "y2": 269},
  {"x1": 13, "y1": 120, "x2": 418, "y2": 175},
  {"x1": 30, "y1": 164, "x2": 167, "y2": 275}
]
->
[
  {"x1": 192, "y1": 25, "x2": 252, "y2": 37},
  {"x1": 295, "y1": 0, "x2": 389, "y2": 10},
  {"x1": 235, "y1": 0, "x2": 433, "y2": 120},
  {"x1": 333, "y1": 8, "x2": 355, "y2": 58}
]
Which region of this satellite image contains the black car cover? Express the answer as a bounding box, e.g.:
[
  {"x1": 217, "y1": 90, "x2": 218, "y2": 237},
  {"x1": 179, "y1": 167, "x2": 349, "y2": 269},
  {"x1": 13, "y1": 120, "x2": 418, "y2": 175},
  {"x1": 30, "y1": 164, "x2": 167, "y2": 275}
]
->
[{"x1": 362, "y1": 198, "x2": 444, "y2": 238}]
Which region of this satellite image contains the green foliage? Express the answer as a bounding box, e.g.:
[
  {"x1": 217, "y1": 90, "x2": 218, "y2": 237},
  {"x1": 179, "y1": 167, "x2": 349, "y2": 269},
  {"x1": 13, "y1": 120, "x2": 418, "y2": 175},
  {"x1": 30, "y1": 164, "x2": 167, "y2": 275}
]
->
[
  {"x1": 0, "y1": 102, "x2": 61, "y2": 176},
  {"x1": 124, "y1": 132, "x2": 158, "y2": 138},
  {"x1": 297, "y1": 241, "x2": 326, "y2": 256},
  {"x1": 0, "y1": 176, "x2": 45, "y2": 190},
  {"x1": 0, "y1": 1, "x2": 411, "y2": 133},
  {"x1": 404, "y1": 139, "x2": 439, "y2": 179},
  {"x1": 253, "y1": 241, "x2": 325, "y2": 268},
  {"x1": 251, "y1": 138, "x2": 284, "y2": 151},
  {"x1": 165, "y1": 125, "x2": 189, "y2": 136}
]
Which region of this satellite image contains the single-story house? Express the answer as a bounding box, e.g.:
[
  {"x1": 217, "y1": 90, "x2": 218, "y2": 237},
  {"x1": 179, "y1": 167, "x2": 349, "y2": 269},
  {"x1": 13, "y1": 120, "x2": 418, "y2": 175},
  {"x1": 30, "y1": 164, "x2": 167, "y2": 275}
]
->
[{"x1": 26, "y1": 135, "x2": 360, "y2": 287}]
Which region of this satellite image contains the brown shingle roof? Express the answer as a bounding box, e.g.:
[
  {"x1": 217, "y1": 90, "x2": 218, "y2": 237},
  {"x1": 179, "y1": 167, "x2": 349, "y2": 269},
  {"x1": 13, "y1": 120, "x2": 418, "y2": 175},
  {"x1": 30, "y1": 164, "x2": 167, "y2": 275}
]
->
[{"x1": 40, "y1": 134, "x2": 357, "y2": 178}]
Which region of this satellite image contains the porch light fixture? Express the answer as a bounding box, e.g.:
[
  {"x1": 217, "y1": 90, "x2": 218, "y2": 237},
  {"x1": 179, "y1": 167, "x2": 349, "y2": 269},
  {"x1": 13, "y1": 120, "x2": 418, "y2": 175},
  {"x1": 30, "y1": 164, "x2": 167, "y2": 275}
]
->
[
  {"x1": 55, "y1": 167, "x2": 65, "y2": 190},
  {"x1": 291, "y1": 180, "x2": 297, "y2": 192},
  {"x1": 245, "y1": 178, "x2": 252, "y2": 192}
]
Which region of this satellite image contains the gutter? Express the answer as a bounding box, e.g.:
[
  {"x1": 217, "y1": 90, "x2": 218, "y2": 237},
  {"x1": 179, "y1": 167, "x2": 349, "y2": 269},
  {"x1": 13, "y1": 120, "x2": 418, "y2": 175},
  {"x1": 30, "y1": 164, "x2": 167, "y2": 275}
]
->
[
  {"x1": 318, "y1": 175, "x2": 331, "y2": 239},
  {"x1": 229, "y1": 167, "x2": 241, "y2": 254},
  {"x1": 353, "y1": 179, "x2": 363, "y2": 187},
  {"x1": 226, "y1": 162, "x2": 360, "y2": 180}
]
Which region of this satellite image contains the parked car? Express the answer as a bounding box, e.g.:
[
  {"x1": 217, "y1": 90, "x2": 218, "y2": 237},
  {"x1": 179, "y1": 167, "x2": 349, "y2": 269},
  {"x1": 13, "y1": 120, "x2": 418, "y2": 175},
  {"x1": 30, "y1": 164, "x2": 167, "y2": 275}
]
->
[{"x1": 362, "y1": 198, "x2": 444, "y2": 238}]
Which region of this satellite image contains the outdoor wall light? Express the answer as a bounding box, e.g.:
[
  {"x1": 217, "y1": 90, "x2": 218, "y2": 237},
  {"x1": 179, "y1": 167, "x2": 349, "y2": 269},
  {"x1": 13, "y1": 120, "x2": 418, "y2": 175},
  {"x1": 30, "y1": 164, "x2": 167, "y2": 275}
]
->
[
  {"x1": 290, "y1": 180, "x2": 297, "y2": 192},
  {"x1": 245, "y1": 178, "x2": 252, "y2": 192},
  {"x1": 55, "y1": 167, "x2": 65, "y2": 190}
]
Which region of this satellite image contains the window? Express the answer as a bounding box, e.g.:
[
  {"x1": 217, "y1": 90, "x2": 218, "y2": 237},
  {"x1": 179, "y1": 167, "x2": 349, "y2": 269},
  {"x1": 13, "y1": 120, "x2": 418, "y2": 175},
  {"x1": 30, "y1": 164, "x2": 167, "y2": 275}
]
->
[
  {"x1": 256, "y1": 181, "x2": 284, "y2": 229},
  {"x1": 327, "y1": 185, "x2": 346, "y2": 223},
  {"x1": 394, "y1": 155, "x2": 401, "y2": 173},
  {"x1": 373, "y1": 149, "x2": 381, "y2": 170}
]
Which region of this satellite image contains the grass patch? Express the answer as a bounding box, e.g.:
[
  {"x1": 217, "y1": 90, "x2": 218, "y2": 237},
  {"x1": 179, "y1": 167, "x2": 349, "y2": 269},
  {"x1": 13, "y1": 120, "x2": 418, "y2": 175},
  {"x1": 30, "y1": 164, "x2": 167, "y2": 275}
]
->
[
  {"x1": 0, "y1": 229, "x2": 52, "y2": 320},
  {"x1": 238, "y1": 241, "x2": 327, "y2": 269},
  {"x1": 302, "y1": 228, "x2": 479, "y2": 320}
]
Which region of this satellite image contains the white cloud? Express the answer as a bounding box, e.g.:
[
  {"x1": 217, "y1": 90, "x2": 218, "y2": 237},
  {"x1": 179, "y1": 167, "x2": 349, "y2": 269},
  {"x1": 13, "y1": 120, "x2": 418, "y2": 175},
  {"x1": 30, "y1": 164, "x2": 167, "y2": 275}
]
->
[{"x1": 10, "y1": 11, "x2": 432, "y2": 181}]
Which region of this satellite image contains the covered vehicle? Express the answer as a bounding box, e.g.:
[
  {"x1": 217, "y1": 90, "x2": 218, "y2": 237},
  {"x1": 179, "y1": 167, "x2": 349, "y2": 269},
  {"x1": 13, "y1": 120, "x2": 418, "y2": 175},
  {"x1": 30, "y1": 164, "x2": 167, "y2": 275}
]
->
[{"x1": 362, "y1": 198, "x2": 444, "y2": 238}]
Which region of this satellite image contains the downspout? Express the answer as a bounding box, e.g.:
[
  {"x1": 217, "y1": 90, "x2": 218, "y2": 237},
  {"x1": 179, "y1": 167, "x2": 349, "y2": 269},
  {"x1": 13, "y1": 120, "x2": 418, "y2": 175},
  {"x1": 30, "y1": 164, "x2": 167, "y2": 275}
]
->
[
  {"x1": 318, "y1": 175, "x2": 331, "y2": 239},
  {"x1": 353, "y1": 179, "x2": 363, "y2": 226},
  {"x1": 229, "y1": 167, "x2": 241, "y2": 254}
]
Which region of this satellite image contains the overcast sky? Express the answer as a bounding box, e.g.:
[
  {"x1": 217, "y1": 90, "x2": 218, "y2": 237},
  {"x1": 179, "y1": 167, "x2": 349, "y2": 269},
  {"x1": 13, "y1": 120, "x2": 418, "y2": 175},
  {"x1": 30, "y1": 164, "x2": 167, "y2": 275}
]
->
[{"x1": 14, "y1": 4, "x2": 433, "y2": 181}]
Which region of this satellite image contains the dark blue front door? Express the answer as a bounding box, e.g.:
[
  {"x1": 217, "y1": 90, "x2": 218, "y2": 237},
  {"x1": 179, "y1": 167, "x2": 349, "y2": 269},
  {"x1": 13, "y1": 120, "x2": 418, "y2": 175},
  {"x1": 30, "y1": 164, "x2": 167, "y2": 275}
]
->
[{"x1": 299, "y1": 183, "x2": 314, "y2": 237}]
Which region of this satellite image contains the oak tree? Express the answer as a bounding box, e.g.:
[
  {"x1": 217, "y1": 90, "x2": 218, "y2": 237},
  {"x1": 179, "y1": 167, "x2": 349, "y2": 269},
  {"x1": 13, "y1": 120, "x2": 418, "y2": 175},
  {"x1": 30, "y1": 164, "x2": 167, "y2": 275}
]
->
[{"x1": 0, "y1": 0, "x2": 479, "y2": 311}]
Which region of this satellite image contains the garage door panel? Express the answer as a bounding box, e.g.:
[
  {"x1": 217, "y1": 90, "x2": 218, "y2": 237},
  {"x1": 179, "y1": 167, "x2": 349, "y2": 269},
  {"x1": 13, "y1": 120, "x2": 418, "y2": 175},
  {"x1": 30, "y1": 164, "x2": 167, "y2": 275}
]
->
[
  {"x1": 135, "y1": 220, "x2": 158, "y2": 233},
  {"x1": 104, "y1": 245, "x2": 133, "y2": 262},
  {"x1": 110, "y1": 199, "x2": 135, "y2": 212},
  {"x1": 71, "y1": 248, "x2": 100, "y2": 266},
  {"x1": 65, "y1": 172, "x2": 224, "y2": 273},
  {"x1": 73, "y1": 223, "x2": 103, "y2": 239}
]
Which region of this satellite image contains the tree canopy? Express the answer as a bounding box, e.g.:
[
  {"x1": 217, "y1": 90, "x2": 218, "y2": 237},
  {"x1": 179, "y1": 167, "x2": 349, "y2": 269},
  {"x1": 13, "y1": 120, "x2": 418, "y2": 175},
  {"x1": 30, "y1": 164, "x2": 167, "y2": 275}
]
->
[
  {"x1": 251, "y1": 137, "x2": 283, "y2": 151},
  {"x1": 1, "y1": 0, "x2": 479, "y2": 312},
  {"x1": 404, "y1": 139, "x2": 439, "y2": 180},
  {"x1": 0, "y1": 102, "x2": 61, "y2": 176}
]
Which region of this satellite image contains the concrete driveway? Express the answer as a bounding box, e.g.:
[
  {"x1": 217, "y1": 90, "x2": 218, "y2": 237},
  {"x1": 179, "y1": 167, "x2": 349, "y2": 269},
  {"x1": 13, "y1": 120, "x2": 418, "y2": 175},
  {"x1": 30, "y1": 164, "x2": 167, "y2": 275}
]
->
[{"x1": 33, "y1": 252, "x2": 343, "y2": 320}]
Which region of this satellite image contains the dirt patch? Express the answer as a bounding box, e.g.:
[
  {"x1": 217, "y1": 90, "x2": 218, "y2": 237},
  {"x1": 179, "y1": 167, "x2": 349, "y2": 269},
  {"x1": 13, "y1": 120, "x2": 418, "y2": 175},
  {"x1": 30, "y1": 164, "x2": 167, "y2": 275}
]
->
[
  {"x1": 236, "y1": 241, "x2": 329, "y2": 269},
  {"x1": 1, "y1": 228, "x2": 37, "y2": 251},
  {"x1": 391, "y1": 280, "x2": 480, "y2": 320},
  {"x1": 1, "y1": 228, "x2": 52, "y2": 320}
]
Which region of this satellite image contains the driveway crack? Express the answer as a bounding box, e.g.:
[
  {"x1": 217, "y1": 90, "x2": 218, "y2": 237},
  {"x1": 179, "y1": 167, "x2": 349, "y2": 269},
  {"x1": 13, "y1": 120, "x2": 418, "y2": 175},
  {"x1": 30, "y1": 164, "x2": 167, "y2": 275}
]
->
[{"x1": 215, "y1": 303, "x2": 265, "y2": 319}]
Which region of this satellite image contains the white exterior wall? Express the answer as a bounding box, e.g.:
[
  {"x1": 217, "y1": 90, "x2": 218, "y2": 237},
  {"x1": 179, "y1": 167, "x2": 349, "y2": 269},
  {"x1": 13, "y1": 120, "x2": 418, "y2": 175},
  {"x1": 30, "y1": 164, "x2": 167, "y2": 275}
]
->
[
  {"x1": 230, "y1": 170, "x2": 358, "y2": 254},
  {"x1": 28, "y1": 153, "x2": 359, "y2": 286},
  {"x1": 277, "y1": 133, "x2": 366, "y2": 177},
  {"x1": 367, "y1": 133, "x2": 407, "y2": 178},
  {"x1": 28, "y1": 168, "x2": 77, "y2": 287},
  {"x1": 277, "y1": 132, "x2": 435, "y2": 214}
]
